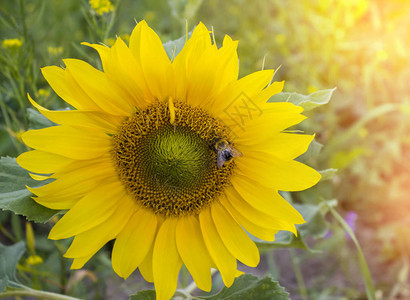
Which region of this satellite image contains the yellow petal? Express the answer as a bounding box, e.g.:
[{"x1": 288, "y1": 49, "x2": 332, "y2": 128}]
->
[
  {"x1": 27, "y1": 94, "x2": 123, "y2": 133},
  {"x1": 112, "y1": 209, "x2": 157, "y2": 279},
  {"x1": 253, "y1": 81, "x2": 285, "y2": 105},
  {"x1": 139, "y1": 244, "x2": 154, "y2": 283},
  {"x1": 211, "y1": 69, "x2": 274, "y2": 117},
  {"x1": 41, "y1": 66, "x2": 100, "y2": 111},
  {"x1": 173, "y1": 22, "x2": 212, "y2": 69},
  {"x1": 29, "y1": 158, "x2": 116, "y2": 209},
  {"x1": 236, "y1": 153, "x2": 321, "y2": 191},
  {"x1": 186, "y1": 45, "x2": 219, "y2": 107},
  {"x1": 63, "y1": 59, "x2": 134, "y2": 115},
  {"x1": 17, "y1": 150, "x2": 73, "y2": 174},
  {"x1": 172, "y1": 22, "x2": 212, "y2": 101},
  {"x1": 211, "y1": 202, "x2": 260, "y2": 267},
  {"x1": 81, "y1": 42, "x2": 109, "y2": 70},
  {"x1": 70, "y1": 254, "x2": 93, "y2": 269},
  {"x1": 138, "y1": 21, "x2": 172, "y2": 101},
  {"x1": 83, "y1": 39, "x2": 151, "y2": 107},
  {"x1": 51, "y1": 154, "x2": 113, "y2": 177},
  {"x1": 176, "y1": 216, "x2": 213, "y2": 292},
  {"x1": 29, "y1": 173, "x2": 49, "y2": 181},
  {"x1": 233, "y1": 109, "x2": 306, "y2": 146},
  {"x1": 34, "y1": 157, "x2": 113, "y2": 203},
  {"x1": 185, "y1": 37, "x2": 239, "y2": 109},
  {"x1": 153, "y1": 218, "x2": 182, "y2": 300},
  {"x1": 240, "y1": 133, "x2": 314, "y2": 161},
  {"x1": 22, "y1": 126, "x2": 111, "y2": 160},
  {"x1": 224, "y1": 186, "x2": 294, "y2": 233},
  {"x1": 48, "y1": 181, "x2": 125, "y2": 239},
  {"x1": 129, "y1": 21, "x2": 144, "y2": 65},
  {"x1": 220, "y1": 193, "x2": 278, "y2": 241},
  {"x1": 214, "y1": 35, "x2": 239, "y2": 95},
  {"x1": 64, "y1": 194, "x2": 135, "y2": 258},
  {"x1": 199, "y1": 207, "x2": 236, "y2": 288},
  {"x1": 230, "y1": 174, "x2": 305, "y2": 225}
]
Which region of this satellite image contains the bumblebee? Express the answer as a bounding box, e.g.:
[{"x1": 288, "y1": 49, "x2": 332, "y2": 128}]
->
[{"x1": 214, "y1": 138, "x2": 242, "y2": 168}]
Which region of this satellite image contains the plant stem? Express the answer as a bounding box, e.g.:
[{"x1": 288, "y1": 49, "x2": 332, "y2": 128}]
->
[
  {"x1": 19, "y1": 0, "x2": 28, "y2": 42},
  {"x1": 326, "y1": 202, "x2": 376, "y2": 300},
  {"x1": 289, "y1": 248, "x2": 309, "y2": 300},
  {"x1": 174, "y1": 269, "x2": 218, "y2": 298},
  {"x1": 0, "y1": 287, "x2": 81, "y2": 300}
]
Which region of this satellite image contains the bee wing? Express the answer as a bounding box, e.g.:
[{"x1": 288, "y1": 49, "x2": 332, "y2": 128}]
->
[
  {"x1": 230, "y1": 147, "x2": 243, "y2": 157},
  {"x1": 217, "y1": 152, "x2": 225, "y2": 168}
]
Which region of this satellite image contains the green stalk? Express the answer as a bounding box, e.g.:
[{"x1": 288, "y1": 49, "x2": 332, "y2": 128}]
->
[
  {"x1": 174, "y1": 269, "x2": 217, "y2": 298},
  {"x1": 289, "y1": 248, "x2": 309, "y2": 300},
  {"x1": 19, "y1": 0, "x2": 28, "y2": 42},
  {"x1": 326, "y1": 203, "x2": 376, "y2": 300},
  {"x1": 0, "y1": 287, "x2": 80, "y2": 300}
]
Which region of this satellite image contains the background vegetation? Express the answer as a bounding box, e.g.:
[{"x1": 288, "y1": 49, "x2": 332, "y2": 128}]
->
[{"x1": 1, "y1": 0, "x2": 409, "y2": 299}]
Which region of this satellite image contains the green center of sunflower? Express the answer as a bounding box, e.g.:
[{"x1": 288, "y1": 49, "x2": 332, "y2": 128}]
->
[
  {"x1": 112, "y1": 101, "x2": 235, "y2": 217},
  {"x1": 144, "y1": 126, "x2": 211, "y2": 189}
]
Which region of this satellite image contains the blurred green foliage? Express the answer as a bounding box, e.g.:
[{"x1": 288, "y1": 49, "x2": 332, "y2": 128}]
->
[{"x1": 1, "y1": 0, "x2": 409, "y2": 299}]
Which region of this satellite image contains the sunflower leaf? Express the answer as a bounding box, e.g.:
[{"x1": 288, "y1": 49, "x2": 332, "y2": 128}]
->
[
  {"x1": 0, "y1": 157, "x2": 60, "y2": 223},
  {"x1": 297, "y1": 139, "x2": 323, "y2": 163},
  {"x1": 198, "y1": 274, "x2": 289, "y2": 300},
  {"x1": 268, "y1": 88, "x2": 336, "y2": 111},
  {"x1": 0, "y1": 241, "x2": 26, "y2": 292},
  {"x1": 255, "y1": 230, "x2": 310, "y2": 252},
  {"x1": 128, "y1": 290, "x2": 156, "y2": 300},
  {"x1": 163, "y1": 31, "x2": 192, "y2": 61},
  {"x1": 319, "y1": 168, "x2": 338, "y2": 181},
  {"x1": 27, "y1": 108, "x2": 55, "y2": 129}
]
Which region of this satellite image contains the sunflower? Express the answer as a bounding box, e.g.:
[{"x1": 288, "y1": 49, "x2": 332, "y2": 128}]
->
[{"x1": 17, "y1": 21, "x2": 320, "y2": 299}]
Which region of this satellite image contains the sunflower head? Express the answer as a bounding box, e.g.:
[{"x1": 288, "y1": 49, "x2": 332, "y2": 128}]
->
[
  {"x1": 17, "y1": 20, "x2": 320, "y2": 300},
  {"x1": 112, "y1": 100, "x2": 235, "y2": 217}
]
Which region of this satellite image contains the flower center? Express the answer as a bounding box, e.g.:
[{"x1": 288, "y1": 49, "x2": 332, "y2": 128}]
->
[{"x1": 112, "y1": 101, "x2": 235, "y2": 217}]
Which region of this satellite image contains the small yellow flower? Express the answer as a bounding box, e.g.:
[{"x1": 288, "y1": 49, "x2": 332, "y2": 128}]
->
[
  {"x1": 274, "y1": 34, "x2": 286, "y2": 45},
  {"x1": 38, "y1": 88, "x2": 51, "y2": 97},
  {"x1": 26, "y1": 255, "x2": 43, "y2": 265},
  {"x1": 47, "y1": 46, "x2": 63, "y2": 56},
  {"x1": 103, "y1": 37, "x2": 115, "y2": 46},
  {"x1": 2, "y1": 38, "x2": 23, "y2": 49},
  {"x1": 120, "y1": 33, "x2": 130, "y2": 42},
  {"x1": 26, "y1": 222, "x2": 36, "y2": 254},
  {"x1": 307, "y1": 85, "x2": 318, "y2": 94},
  {"x1": 89, "y1": 0, "x2": 114, "y2": 15},
  {"x1": 18, "y1": 21, "x2": 321, "y2": 300},
  {"x1": 143, "y1": 11, "x2": 156, "y2": 22}
]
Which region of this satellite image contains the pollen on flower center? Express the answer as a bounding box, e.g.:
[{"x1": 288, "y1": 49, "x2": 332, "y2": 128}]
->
[{"x1": 112, "y1": 101, "x2": 235, "y2": 217}]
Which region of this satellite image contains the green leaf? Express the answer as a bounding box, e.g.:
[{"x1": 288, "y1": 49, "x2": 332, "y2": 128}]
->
[
  {"x1": 0, "y1": 241, "x2": 26, "y2": 292},
  {"x1": 255, "y1": 230, "x2": 309, "y2": 252},
  {"x1": 318, "y1": 168, "x2": 338, "y2": 181},
  {"x1": 163, "y1": 31, "x2": 192, "y2": 61},
  {"x1": 129, "y1": 290, "x2": 156, "y2": 300},
  {"x1": 297, "y1": 139, "x2": 323, "y2": 163},
  {"x1": 0, "y1": 157, "x2": 59, "y2": 223},
  {"x1": 294, "y1": 204, "x2": 328, "y2": 238},
  {"x1": 296, "y1": 200, "x2": 337, "y2": 238},
  {"x1": 268, "y1": 88, "x2": 336, "y2": 111},
  {"x1": 27, "y1": 108, "x2": 55, "y2": 130},
  {"x1": 198, "y1": 274, "x2": 289, "y2": 300}
]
